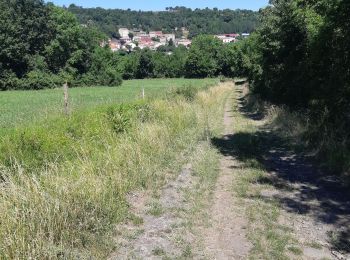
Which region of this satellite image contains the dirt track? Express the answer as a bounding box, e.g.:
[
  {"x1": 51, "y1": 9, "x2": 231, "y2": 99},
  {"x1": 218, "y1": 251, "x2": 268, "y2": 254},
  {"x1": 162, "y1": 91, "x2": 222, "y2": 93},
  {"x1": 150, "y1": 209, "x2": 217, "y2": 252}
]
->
[
  {"x1": 111, "y1": 82, "x2": 350, "y2": 259},
  {"x1": 201, "y1": 89, "x2": 252, "y2": 259}
]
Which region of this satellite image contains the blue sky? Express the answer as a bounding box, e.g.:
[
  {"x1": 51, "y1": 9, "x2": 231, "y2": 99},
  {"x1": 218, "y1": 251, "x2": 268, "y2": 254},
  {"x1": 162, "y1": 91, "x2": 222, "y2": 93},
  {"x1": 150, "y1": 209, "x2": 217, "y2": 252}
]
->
[{"x1": 49, "y1": 0, "x2": 269, "y2": 11}]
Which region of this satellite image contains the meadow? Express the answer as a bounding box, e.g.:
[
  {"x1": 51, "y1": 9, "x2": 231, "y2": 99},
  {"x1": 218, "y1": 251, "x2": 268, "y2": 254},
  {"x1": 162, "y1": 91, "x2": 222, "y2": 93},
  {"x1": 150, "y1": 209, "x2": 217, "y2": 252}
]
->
[{"x1": 0, "y1": 78, "x2": 218, "y2": 128}]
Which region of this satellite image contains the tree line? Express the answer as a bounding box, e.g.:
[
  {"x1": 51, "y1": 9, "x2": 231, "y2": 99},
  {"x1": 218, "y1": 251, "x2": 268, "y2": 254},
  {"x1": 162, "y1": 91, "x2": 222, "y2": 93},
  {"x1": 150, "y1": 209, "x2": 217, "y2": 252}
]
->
[
  {"x1": 0, "y1": 0, "x2": 122, "y2": 90},
  {"x1": 67, "y1": 5, "x2": 260, "y2": 38},
  {"x1": 235, "y1": 0, "x2": 350, "y2": 174}
]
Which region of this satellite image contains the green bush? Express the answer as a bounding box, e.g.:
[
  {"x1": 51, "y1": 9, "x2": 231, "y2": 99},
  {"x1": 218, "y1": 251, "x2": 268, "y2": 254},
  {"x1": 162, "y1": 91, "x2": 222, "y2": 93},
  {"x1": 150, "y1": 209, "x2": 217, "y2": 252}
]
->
[
  {"x1": 23, "y1": 71, "x2": 63, "y2": 90},
  {"x1": 0, "y1": 71, "x2": 21, "y2": 90},
  {"x1": 106, "y1": 105, "x2": 135, "y2": 133},
  {"x1": 167, "y1": 84, "x2": 199, "y2": 101}
]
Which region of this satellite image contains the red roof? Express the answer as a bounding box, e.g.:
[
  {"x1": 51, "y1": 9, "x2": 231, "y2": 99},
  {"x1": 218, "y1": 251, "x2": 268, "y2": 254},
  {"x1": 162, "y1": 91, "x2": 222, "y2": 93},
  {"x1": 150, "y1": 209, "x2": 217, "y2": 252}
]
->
[
  {"x1": 219, "y1": 34, "x2": 239, "y2": 38},
  {"x1": 140, "y1": 36, "x2": 152, "y2": 43}
]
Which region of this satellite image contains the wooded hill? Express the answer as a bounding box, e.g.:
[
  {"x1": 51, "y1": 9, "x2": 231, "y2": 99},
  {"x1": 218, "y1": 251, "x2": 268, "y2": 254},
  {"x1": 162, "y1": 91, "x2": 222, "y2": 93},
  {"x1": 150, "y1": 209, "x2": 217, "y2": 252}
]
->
[{"x1": 66, "y1": 5, "x2": 260, "y2": 38}]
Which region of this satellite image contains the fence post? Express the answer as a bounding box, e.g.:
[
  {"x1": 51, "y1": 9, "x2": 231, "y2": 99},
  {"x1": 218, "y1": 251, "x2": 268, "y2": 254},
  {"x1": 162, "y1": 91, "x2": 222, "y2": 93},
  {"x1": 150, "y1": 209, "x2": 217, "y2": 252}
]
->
[
  {"x1": 142, "y1": 87, "x2": 145, "y2": 100},
  {"x1": 63, "y1": 82, "x2": 69, "y2": 115}
]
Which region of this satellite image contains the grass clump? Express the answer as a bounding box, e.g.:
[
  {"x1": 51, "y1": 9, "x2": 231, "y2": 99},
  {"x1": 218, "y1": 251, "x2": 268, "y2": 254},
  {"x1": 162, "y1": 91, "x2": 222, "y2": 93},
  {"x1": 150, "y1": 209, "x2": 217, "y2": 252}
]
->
[
  {"x1": 152, "y1": 247, "x2": 166, "y2": 256},
  {"x1": 167, "y1": 84, "x2": 199, "y2": 102},
  {"x1": 147, "y1": 201, "x2": 164, "y2": 217}
]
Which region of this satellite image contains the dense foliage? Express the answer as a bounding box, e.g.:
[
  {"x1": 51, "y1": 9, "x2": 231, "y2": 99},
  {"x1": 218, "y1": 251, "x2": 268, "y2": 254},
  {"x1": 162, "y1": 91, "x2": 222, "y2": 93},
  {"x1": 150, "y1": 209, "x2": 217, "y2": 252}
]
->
[
  {"x1": 238, "y1": 0, "x2": 350, "y2": 174},
  {"x1": 0, "y1": 0, "x2": 121, "y2": 90},
  {"x1": 67, "y1": 5, "x2": 259, "y2": 38}
]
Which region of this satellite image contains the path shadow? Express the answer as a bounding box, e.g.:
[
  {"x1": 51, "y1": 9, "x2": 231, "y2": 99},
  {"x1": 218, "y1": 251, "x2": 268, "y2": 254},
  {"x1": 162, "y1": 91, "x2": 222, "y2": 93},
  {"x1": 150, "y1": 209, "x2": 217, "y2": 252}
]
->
[
  {"x1": 211, "y1": 96, "x2": 350, "y2": 254},
  {"x1": 234, "y1": 89, "x2": 265, "y2": 121}
]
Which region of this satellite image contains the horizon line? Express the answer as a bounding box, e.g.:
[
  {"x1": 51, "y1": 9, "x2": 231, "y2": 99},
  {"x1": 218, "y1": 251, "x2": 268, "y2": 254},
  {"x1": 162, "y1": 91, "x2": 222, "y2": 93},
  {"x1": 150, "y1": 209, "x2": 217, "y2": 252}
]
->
[{"x1": 53, "y1": 3, "x2": 263, "y2": 12}]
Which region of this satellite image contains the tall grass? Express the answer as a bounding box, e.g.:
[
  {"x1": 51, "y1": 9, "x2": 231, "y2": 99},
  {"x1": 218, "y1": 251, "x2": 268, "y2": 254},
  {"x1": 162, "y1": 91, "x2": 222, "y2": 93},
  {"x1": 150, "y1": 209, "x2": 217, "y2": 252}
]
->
[{"x1": 0, "y1": 82, "x2": 231, "y2": 258}]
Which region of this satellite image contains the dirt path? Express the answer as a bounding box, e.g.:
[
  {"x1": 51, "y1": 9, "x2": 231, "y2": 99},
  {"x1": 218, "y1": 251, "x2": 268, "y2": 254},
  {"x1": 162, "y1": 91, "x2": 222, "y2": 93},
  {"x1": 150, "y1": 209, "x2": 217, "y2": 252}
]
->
[
  {"x1": 209, "y1": 84, "x2": 350, "y2": 260},
  {"x1": 201, "y1": 92, "x2": 252, "y2": 259}
]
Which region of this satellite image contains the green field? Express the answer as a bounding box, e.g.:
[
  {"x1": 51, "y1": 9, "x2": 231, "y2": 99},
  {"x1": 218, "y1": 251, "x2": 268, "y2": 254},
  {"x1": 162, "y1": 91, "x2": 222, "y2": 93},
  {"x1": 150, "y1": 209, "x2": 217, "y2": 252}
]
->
[{"x1": 0, "y1": 78, "x2": 218, "y2": 128}]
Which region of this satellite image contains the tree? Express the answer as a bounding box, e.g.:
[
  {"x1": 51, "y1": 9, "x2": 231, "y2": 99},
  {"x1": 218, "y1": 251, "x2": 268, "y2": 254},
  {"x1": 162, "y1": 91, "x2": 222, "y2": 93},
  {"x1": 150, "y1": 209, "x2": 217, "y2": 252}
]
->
[
  {"x1": 168, "y1": 38, "x2": 174, "y2": 46},
  {"x1": 136, "y1": 49, "x2": 154, "y2": 78},
  {"x1": 0, "y1": 0, "x2": 51, "y2": 78},
  {"x1": 0, "y1": 0, "x2": 117, "y2": 90},
  {"x1": 184, "y1": 35, "x2": 223, "y2": 78}
]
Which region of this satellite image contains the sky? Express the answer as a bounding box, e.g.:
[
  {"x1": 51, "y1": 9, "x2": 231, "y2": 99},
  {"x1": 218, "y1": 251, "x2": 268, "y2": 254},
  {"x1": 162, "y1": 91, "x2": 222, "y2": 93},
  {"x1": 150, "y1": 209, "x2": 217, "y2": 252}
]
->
[{"x1": 49, "y1": 0, "x2": 269, "y2": 11}]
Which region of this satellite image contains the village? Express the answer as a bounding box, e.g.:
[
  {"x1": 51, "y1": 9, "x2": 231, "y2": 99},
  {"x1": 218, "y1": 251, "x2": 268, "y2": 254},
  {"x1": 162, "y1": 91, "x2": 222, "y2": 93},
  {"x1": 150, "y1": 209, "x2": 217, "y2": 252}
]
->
[{"x1": 107, "y1": 27, "x2": 250, "y2": 51}]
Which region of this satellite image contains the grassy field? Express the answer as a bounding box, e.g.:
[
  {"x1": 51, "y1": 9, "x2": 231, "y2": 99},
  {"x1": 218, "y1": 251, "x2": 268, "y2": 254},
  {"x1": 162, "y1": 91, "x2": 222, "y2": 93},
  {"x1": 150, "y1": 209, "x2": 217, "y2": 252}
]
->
[{"x1": 0, "y1": 78, "x2": 218, "y2": 128}]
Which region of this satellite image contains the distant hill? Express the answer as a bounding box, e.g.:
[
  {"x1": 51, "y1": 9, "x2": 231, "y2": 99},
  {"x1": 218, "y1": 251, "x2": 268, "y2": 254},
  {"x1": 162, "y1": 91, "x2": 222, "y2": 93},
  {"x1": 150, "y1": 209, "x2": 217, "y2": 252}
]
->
[{"x1": 66, "y1": 5, "x2": 260, "y2": 38}]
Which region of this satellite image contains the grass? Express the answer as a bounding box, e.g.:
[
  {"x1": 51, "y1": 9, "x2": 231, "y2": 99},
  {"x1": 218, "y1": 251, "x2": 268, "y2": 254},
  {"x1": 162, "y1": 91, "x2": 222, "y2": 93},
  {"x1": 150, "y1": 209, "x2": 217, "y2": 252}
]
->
[
  {"x1": 147, "y1": 201, "x2": 164, "y2": 217},
  {"x1": 0, "y1": 78, "x2": 218, "y2": 129},
  {"x1": 228, "y1": 85, "x2": 302, "y2": 260},
  {"x1": 0, "y1": 79, "x2": 227, "y2": 259},
  {"x1": 152, "y1": 247, "x2": 166, "y2": 256}
]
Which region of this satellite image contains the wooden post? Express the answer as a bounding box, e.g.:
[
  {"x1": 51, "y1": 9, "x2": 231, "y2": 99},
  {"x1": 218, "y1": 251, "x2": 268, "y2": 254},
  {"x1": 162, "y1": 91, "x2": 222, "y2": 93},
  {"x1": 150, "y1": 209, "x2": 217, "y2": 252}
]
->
[
  {"x1": 142, "y1": 88, "x2": 145, "y2": 100},
  {"x1": 63, "y1": 82, "x2": 69, "y2": 115}
]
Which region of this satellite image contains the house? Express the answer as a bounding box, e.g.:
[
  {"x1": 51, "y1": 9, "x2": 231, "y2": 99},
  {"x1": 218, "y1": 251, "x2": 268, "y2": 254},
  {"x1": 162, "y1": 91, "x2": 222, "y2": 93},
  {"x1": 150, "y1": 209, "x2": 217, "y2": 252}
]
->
[
  {"x1": 176, "y1": 39, "x2": 192, "y2": 48},
  {"x1": 149, "y1": 31, "x2": 163, "y2": 38},
  {"x1": 139, "y1": 41, "x2": 155, "y2": 49},
  {"x1": 242, "y1": 33, "x2": 250, "y2": 38},
  {"x1": 159, "y1": 37, "x2": 167, "y2": 44},
  {"x1": 139, "y1": 35, "x2": 152, "y2": 44},
  {"x1": 108, "y1": 39, "x2": 121, "y2": 52},
  {"x1": 120, "y1": 38, "x2": 132, "y2": 44},
  {"x1": 223, "y1": 33, "x2": 240, "y2": 38},
  {"x1": 164, "y1": 34, "x2": 176, "y2": 42},
  {"x1": 119, "y1": 28, "x2": 130, "y2": 39},
  {"x1": 215, "y1": 34, "x2": 239, "y2": 44},
  {"x1": 134, "y1": 31, "x2": 147, "y2": 37},
  {"x1": 133, "y1": 33, "x2": 149, "y2": 42}
]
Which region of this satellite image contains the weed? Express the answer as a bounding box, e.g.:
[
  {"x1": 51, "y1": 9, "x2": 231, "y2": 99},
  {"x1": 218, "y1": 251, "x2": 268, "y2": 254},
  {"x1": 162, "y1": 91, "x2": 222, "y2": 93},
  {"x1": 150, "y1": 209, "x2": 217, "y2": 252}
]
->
[
  {"x1": 182, "y1": 245, "x2": 193, "y2": 258},
  {"x1": 288, "y1": 245, "x2": 303, "y2": 255},
  {"x1": 152, "y1": 247, "x2": 166, "y2": 256},
  {"x1": 127, "y1": 213, "x2": 144, "y2": 226},
  {"x1": 147, "y1": 201, "x2": 164, "y2": 217},
  {"x1": 306, "y1": 241, "x2": 323, "y2": 249}
]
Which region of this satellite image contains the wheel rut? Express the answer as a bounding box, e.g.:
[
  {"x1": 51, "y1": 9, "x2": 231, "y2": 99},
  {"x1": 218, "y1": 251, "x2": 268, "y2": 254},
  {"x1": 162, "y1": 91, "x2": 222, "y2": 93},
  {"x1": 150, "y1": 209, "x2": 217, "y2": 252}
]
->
[{"x1": 201, "y1": 91, "x2": 251, "y2": 259}]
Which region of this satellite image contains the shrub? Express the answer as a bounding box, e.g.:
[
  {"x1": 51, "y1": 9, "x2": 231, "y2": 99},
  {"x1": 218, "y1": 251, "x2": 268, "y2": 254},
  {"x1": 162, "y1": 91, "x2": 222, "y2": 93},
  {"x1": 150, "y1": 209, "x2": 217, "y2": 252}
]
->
[
  {"x1": 167, "y1": 84, "x2": 199, "y2": 101},
  {"x1": 23, "y1": 71, "x2": 62, "y2": 90},
  {"x1": 0, "y1": 71, "x2": 21, "y2": 90},
  {"x1": 106, "y1": 105, "x2": 135, "y2": 133}
]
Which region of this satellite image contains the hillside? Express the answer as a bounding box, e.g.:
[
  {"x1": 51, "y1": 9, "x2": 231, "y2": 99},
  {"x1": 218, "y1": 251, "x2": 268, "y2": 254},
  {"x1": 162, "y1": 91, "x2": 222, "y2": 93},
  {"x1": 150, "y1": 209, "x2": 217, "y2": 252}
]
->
[{"x1": 66, "y1": 5, "x2": 260, "y2": 38}]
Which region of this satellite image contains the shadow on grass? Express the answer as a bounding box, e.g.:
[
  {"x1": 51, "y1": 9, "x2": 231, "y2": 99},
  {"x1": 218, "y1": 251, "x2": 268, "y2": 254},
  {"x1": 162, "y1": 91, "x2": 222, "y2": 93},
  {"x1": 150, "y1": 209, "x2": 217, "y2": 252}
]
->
[{"x1": 211, "y1": 96, "x2": 350, "y2": 254}]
